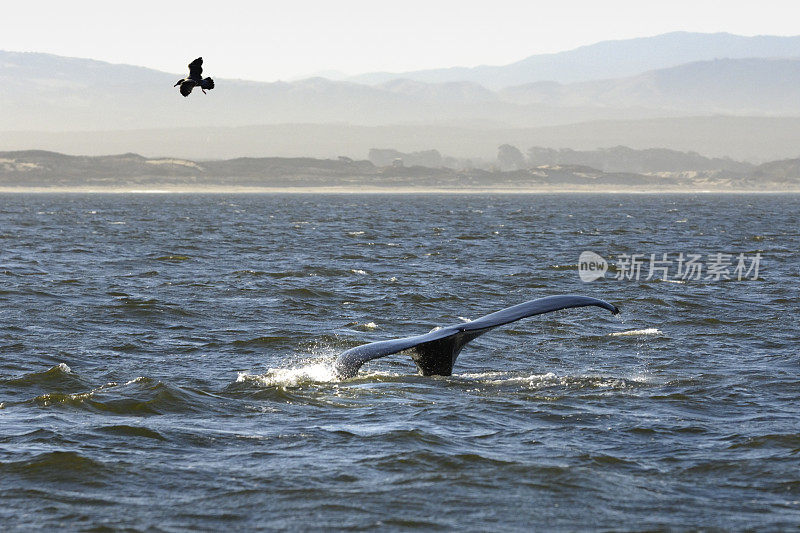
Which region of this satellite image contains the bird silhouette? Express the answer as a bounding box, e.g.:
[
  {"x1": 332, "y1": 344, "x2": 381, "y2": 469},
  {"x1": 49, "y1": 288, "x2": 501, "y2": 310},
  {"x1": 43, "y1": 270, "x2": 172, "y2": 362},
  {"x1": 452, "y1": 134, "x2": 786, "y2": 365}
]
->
[{"x1": 174, "y1": 57, "x2": 214, "y2": 97}]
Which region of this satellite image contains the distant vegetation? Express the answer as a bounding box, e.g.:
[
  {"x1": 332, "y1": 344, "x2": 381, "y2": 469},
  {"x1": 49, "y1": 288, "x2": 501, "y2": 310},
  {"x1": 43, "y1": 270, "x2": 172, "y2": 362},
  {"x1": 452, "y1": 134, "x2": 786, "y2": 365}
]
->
[
  {"x1": 368, "y1": 149, "x2": 443, "y2": 168},
  {"x1": 372, "y1": 145, "x2": 755, "y2": 174},
  {"x1": 2, "y1": 149, "x2": 798, "y2": 191},
  {"x1": 524, "y1": 146, "x2": 753, "y2": 173},
  {"x1": 368, "y1": 149, "x2": 476, "y2": 169}
]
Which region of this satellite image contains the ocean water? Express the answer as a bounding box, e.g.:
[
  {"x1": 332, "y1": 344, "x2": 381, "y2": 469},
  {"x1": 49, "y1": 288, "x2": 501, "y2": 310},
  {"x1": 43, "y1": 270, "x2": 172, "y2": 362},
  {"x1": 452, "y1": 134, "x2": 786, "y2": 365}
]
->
[{"x1": 0, "y1": 193, "x2": 798, "y2": 530}]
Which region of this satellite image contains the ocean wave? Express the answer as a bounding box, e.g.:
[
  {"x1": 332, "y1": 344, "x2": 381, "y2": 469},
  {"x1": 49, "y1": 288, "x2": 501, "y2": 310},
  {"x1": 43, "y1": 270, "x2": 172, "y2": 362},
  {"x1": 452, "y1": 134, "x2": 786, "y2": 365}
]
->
[
  {"x1": 609, "y1": 328, "x2": 663, "y2": 337},
  {"x1": 232, "y1": 335, "x2": 294, "y2": 347},
  {"x1": 2, "y1": 363, "x2": 87, "y2": 391},
  {"x1": 0, "y1": 451, "x2": 112, "y2": 483},
  {"x1": 457, "y1": 371, "x2": 650, "y2": 390},
  {"x1": 97, "y1": 424, "x2": 167, "y2": 441},
  {"x1": 26, "y1": 377, "x2": 208, "y2": 415},
  {"x1": 107, "y1": 296, "x2": 194, "y2": 317}
]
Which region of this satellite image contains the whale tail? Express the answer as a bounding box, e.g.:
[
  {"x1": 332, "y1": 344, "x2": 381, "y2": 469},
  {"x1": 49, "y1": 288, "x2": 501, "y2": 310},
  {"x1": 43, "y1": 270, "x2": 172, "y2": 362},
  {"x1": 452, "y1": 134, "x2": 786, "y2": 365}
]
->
[{"x1": 334, "y1": 295, "x2": 619, "y2": 379}]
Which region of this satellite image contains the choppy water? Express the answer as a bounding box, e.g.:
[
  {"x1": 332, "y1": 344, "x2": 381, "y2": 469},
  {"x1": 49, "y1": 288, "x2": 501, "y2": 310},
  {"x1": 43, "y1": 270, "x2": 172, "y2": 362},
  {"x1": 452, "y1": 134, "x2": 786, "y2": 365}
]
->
[{"x1": 1, "y1": 193, "x2": 798, "y2": 530}]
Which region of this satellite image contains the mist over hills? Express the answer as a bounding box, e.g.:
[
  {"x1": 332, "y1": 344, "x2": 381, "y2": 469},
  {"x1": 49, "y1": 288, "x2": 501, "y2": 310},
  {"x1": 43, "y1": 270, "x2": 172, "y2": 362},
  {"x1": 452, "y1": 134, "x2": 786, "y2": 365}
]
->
[
  {"x1": 500, "y1": 58, "x2": 800, "y2": 114},
  {"x1": 349, "y1": 32, "x2": 800, "y2": 87},
  {"x1": 0, "y1": 50, "x2": 674, "y2": 131},
  {"x1": 2, "y1": 117, "x2": 799, "y2": 163},
  {"x1": 2, "y1": 31, "x2": 800, "y2": 163}
]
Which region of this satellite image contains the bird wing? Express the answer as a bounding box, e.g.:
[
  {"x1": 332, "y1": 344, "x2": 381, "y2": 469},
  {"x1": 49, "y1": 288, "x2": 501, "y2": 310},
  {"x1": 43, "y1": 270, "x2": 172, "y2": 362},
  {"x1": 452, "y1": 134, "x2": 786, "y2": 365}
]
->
[
  {"x1": 333, "y1": 295, "x2": 620, "y2": 378},
  {"x1": 179, "y1": 81, "x2": 194, "y2": 97},
  {"x1": 188, "y1": 57, "x2": 203, "y2": 79}
]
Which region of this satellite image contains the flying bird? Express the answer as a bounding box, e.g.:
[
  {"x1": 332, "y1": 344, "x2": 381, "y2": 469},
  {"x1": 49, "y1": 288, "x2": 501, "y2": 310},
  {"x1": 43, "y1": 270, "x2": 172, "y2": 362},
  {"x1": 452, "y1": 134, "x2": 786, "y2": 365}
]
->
[{"x1": 174, "y1": 57, "x2": 215, "y2": 97}]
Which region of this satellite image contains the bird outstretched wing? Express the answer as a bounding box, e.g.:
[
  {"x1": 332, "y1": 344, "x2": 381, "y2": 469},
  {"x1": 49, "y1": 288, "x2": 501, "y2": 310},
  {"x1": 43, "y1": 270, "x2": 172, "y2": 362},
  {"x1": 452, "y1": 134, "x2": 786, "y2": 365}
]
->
[
  {"x1": 179, "y1": 81, "x2": 194, "y2": 97},
  {"x1": 188, "y1": 57, "x2": 203, "y2": 79}
]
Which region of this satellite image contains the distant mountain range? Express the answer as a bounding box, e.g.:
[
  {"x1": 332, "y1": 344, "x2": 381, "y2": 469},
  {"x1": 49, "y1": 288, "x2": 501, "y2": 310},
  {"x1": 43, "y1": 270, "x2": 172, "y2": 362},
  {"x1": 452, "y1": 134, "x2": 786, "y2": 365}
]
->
[
  {"x1": 499, "y1": 57, "x2": 800, "y2": 114},
  {"x1": 349, "y1": 32, "x2": 800, "y2": 87},
  {"x1": 2, "y1": 32, "x2": 800, "y2": 161},
  {"x1": 0, "y1": 49, "x2": 669, "y2": 131}
]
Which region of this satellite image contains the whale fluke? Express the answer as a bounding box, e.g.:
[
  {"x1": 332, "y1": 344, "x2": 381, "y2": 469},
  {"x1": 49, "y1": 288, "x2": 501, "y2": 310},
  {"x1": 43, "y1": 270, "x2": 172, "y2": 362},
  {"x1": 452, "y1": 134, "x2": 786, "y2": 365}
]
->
[{"x1": 334, "y1": 295, "x2": 619, "y2": 379}]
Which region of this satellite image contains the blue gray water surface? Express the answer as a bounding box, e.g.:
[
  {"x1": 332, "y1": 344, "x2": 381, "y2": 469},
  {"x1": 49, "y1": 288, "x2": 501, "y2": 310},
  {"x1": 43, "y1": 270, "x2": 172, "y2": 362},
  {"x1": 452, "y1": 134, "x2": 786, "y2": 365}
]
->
[{"x1": 0, "y1": 193, "x2": 798, "y2": 531}]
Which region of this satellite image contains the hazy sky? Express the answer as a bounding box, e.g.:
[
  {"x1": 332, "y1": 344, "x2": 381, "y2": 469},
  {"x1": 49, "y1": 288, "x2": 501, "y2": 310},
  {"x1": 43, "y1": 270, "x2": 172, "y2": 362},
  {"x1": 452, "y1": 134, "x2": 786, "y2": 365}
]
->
[{"x1": 3, "y1": 0, "x2": 798, "y2": 80}]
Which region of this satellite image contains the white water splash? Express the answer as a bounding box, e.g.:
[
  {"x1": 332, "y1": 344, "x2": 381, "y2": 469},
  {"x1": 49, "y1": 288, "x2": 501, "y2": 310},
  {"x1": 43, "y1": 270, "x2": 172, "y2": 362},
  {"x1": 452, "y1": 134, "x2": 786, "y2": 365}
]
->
[
  {"x1": 56, "y1": 362, "x2": 72, "y2": 373},
  {"x1": 486, "y1": 372, "x2": 559, "y2": 386},
  {"x1": 350, "y1": 269, "x2": 367, "y2": 275},
  {"x1": 363, "y1": 322, "x2": 378, "y2": 329},
  {"x1": 459, "y1": 370, "x2": 516, "y2": 380},
  {"x1": 237, "y1": 363, "x2": 338, "y2": 387},
  {"x1": 609, "y1": 328, "x2": 663, "y2": 337},
  {"x1": 459, "y1": 371, "x2": 652, "y2": 389},
  {"x1": 521, "y1": 372, "x2": 559, "y2": 384}
]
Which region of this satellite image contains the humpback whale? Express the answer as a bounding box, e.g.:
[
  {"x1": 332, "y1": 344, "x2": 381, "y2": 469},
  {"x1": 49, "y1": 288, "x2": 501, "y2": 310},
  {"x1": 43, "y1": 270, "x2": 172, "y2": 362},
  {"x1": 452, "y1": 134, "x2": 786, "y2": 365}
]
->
[{"x1": 334, "y1": 295, "x2": 619, "y2": 379}]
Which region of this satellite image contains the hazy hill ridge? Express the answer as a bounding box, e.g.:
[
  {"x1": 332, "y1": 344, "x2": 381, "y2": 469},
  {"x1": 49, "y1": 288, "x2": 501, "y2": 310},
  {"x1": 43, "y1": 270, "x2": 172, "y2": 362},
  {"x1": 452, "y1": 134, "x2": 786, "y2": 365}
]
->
[
  {"x1": 4, "y1": 33, "x2": 800, "y2": 131},
  {"x1": 0, "y1": 50, "x2": 660, "y2": 131},
  {"x1": 349, "y1": 32, "x2": 800, "y2": 87},
  {"x1": 3, "y1": 32, "x2": 800, "y2": 161},
  {"x1": 499, "y1": 58, "x2": 800, "y2": 114}
]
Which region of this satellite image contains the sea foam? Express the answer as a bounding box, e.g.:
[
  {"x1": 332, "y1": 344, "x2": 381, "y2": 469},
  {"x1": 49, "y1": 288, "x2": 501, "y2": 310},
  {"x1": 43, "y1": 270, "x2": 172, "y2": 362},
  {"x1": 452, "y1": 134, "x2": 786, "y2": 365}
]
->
[
  {"x1": 609, "y1": 328, "x2": 663, "y2": 337},
  {"x1": 237, "y1": 363, "x2": 337, "y2": 387}
]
